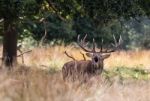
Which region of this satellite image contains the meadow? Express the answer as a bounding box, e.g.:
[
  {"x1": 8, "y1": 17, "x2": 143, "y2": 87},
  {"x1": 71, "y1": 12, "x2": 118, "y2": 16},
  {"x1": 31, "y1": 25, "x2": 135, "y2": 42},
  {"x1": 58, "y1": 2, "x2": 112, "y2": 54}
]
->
[{"x1": 0, "y1": 45, "x2": 150, "y2": 101}]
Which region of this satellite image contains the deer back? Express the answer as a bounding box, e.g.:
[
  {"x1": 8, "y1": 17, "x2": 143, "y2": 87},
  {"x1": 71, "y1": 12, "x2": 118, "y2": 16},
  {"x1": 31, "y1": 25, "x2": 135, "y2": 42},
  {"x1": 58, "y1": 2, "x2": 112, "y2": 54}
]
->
[{"x1": 62, "y1": 59, "x2": 104, "y2": 81}]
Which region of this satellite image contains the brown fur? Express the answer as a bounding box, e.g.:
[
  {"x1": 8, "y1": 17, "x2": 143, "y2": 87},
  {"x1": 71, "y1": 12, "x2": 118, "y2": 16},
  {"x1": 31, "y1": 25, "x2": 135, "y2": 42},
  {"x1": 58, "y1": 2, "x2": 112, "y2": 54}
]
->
[{"x1": 62, "y1": 59, "x2": 103, "y2": 81}]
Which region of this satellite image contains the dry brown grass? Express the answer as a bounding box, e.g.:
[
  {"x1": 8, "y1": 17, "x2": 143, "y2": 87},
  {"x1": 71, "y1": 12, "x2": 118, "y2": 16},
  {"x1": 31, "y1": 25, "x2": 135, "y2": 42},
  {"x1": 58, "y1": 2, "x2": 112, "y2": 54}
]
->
[
  {"x1": 0, "y1": 45, "x2": 150, "y2": 101},
  {"x1": 17, "y1": 45, "x2": 150, "y2": 70},
  {"x1": 0, "y1": 66, "x2": 150, "y2": 101}
]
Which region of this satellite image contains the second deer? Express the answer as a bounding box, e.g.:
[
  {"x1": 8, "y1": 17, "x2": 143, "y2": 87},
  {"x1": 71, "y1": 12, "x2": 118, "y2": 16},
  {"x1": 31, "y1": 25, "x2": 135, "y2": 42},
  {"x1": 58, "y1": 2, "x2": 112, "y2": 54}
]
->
[{"x1": 62, "y1": 34, "x2": 122, "y2": 81}]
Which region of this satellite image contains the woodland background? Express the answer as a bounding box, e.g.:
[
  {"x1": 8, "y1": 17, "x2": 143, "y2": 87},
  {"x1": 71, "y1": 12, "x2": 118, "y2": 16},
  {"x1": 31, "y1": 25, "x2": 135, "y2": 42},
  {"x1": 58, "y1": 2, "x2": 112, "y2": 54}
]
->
[
  {"x1": 0, "y1": 0, "x2": 150, "y2": 49},
  {"x1": 0, "y1": 0, "x2": 150, "y2": 101}
]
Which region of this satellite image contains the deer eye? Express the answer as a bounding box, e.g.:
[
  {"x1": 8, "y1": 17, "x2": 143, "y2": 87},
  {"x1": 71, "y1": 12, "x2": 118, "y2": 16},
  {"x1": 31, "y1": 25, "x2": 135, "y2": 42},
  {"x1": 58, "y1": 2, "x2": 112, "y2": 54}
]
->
[{"x1": 94, "y1": 57, "x2": 98, "y2": 62}]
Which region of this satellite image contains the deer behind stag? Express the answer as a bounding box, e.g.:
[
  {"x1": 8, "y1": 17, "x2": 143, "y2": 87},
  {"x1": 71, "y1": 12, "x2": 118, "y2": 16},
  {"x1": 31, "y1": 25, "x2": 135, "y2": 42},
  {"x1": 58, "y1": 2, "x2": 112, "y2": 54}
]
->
[{"x1": 62, "y1": 34, "x2": 122, "y2": 81}]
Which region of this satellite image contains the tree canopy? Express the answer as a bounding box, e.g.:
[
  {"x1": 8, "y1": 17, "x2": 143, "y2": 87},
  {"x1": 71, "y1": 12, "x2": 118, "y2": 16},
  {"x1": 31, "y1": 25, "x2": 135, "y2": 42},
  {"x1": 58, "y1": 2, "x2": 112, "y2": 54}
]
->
[{"x1": 0, "y1": 0, "x2": 150, "y2": 66}]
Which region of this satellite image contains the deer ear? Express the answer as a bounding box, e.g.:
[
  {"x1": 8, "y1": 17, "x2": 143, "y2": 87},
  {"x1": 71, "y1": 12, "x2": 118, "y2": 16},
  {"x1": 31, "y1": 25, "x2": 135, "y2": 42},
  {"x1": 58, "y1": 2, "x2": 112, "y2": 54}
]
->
[
  {"x1": 86, "y1": 53, "x2": 93, "y2": 57},
  {"x1": 102, "y1": 54, "x2": 110, "y2": 59}
]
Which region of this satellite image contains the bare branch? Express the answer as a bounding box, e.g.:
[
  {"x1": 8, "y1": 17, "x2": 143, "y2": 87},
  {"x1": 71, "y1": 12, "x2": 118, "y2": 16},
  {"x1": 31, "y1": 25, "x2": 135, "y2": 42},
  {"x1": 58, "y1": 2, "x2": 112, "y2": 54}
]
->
[
  {"x1": 39, "y1": 21, "x2": 47, "y2": 47},
  {"x1": 45, "y1": 0, "x2": 66, "y2": 21},
  {"x1": 17, "y1": 50, "x2": 32, "y2": 57},
  {"x1": 0, "y1": 50, "x2": 32, "y2": 61},
  {"x1": 17, "y1": 45, "x2": 24, "y2": 64}
]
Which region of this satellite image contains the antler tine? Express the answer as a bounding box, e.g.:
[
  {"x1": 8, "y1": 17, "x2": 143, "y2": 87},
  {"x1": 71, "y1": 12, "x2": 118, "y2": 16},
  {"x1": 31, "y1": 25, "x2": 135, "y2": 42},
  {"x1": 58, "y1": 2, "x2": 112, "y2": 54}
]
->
[
  {"x1": 83, "y1": 34, "x2": 87, "y2": 43},
  {"x1": 77, "y1": 34, "x2": 92, "y2": 53},
  {"x1": 80, "y1": 51, "x2": 86, "y2": 60},
  {"x1": 77, "y1": 34, "x2": 80, "y2": 43},
  {"x1": 110, "y1": 35, "x2": 122, "y2": 53},
  {"x1": 64, "y1": 51, "x2": 76, "y2": 61},
  {"x1": 112, "y1": 35, "x2": 123, "y2": 48},
  {"x1": 113, "y1": 34, "x2": 117, "y2": 45},
  {"x1": 119, "y1": 35, "x2": 123, "y2": 46},
  {"x1": 77, "y1": 34, "x2": 84, "y2": 45},
  {"x1": 92, "y1": 38, "x2": 96, "y2": 52},
  {"x1": 82, "y1": 34, "x2": 88, "y2": 47},
  {"x1": 85, "y1": 42, "x2": 89, "y2": 47},
  {"x1": 100, "y1": 38, "x2": 103, "y2": 52},
  {"x1": 99, "y1": 35, "x2": 122, "y2": 53}
]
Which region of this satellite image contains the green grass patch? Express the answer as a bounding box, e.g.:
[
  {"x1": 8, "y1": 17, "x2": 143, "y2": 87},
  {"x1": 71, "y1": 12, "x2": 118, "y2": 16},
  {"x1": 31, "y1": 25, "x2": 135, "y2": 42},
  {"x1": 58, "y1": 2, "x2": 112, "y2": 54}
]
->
[{"x1": 103, "y1": 66, "x2": 150, "y2": 80}]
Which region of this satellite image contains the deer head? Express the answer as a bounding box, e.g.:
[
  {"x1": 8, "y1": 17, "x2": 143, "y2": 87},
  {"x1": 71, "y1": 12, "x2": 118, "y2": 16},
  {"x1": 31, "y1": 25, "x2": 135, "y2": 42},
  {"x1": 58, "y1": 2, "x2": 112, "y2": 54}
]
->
[{"x1": 77, "y1": 34, "x2": 122, "y2": 73}]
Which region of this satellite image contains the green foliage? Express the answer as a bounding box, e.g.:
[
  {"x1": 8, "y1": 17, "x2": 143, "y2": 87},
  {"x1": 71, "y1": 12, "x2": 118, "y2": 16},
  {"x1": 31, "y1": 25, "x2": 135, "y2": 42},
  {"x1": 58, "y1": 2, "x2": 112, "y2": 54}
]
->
[
  {"x1": 18, "y1": 29, "x2": 38, "y2": 48},
  {"x1": 138, "y1": 0, "x2": 150, "y2": 16},
  {"x1": 0, "y1": 0, "x2": 150, "y2": 48},
  {"x1": 26, "y1": 14, "x2": 76, "y2": 43},
  {"x1": 28, "y1": 0, "x2": 150, "y2": 48},
  {"x1": 125, "y1": 17, "x2": 150, "y2": 49},
  {"x1": 0, "y1": 0, "x2": 20, "y2": 19}
]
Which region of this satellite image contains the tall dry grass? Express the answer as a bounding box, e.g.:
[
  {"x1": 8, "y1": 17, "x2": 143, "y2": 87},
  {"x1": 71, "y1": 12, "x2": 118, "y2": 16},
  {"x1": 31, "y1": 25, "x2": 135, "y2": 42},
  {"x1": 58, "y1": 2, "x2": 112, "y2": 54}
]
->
[
  {"x1": 0, "y1": 45, "x2": 150, "y2": 101},
  {"x1": 0, "y1": 66, "x2": 150, "y2": 101},
  {"x1": 17, "y1": 45, "x2": 150, "y2": 70}
]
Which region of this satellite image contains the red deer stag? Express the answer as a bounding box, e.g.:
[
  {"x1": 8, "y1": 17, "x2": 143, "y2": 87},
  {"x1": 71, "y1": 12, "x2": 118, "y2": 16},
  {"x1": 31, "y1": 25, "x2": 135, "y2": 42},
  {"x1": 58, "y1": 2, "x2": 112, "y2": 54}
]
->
[{"x1": 62, "y1": 34, "x2": 122, "y2": 81}]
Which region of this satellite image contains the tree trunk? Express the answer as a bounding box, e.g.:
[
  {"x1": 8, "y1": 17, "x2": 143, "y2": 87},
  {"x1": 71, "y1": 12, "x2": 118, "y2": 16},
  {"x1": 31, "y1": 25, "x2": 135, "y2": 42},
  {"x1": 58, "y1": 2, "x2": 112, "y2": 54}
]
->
[{"x1": 2, "y1": 18, "x2": 18, "y2": 68}]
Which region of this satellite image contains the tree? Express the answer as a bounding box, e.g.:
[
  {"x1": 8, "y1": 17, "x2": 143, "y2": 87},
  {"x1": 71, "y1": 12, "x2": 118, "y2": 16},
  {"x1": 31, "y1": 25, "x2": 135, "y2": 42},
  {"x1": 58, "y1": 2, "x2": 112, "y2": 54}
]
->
[
  {"x1": 34, "y1": 0, "x2": 147, "y2": 43},
  {"x1": 0, "y1": 0, "x2": 19, "y2": 67},
  {"x1": 0, "y1": 0, "x2": 43, "y2": 67}
]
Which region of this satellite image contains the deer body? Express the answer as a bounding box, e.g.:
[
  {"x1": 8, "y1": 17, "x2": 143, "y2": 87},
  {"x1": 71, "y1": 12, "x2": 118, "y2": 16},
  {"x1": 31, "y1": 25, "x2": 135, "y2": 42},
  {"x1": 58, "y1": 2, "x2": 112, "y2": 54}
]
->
[
  {"x1": 62, "y1": 34, "x2": 122, "y2": 81},
  {"x1": 62, "y1": 60, "x2": 103, "y2": 81}
]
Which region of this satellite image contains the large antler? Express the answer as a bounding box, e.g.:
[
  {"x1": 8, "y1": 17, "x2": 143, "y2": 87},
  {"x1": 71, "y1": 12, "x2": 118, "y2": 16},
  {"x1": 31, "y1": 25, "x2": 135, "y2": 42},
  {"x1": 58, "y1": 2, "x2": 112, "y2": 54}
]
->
[
  {"x1": 77, "y1": 34, "x2": 122, "y2": 54},
  {"x1": 99, "y1": 35, "x2": 123, "y2": 53},
  {"x1": 77, "y1": 34, "x2": 96, "y2": 53}
]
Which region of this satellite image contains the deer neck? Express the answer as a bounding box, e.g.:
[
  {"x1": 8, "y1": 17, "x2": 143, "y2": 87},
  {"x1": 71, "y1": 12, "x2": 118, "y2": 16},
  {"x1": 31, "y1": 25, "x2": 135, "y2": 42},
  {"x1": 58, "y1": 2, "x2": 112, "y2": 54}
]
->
[{"x1": 91, "y1": 61, "x2": 103, "y2": 73}]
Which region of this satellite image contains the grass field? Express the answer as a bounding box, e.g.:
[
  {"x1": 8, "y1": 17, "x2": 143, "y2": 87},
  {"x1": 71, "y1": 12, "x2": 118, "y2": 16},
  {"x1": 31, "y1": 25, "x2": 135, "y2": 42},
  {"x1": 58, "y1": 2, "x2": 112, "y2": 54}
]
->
[
  {"x1": 0, "y1": 45, "x2": 150, "y2": 101},
  {"x1": 16, "y1": 45, "x2": 150, "y2": 69}
]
